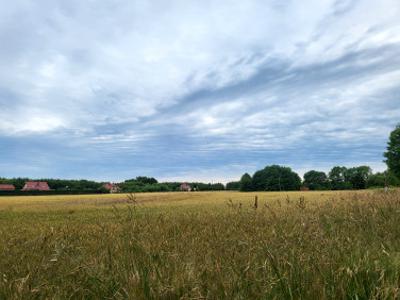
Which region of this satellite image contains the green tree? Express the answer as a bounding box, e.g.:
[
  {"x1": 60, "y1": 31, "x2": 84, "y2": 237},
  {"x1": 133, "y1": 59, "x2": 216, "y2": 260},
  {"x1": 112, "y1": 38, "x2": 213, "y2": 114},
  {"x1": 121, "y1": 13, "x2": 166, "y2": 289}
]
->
[
  {"x1": 303, "y1": 170, "x2": 330, "y2": 190},
  {"x1": 240, "y1": 173, "x2": 253, "y2": 191},
  {"x1": 344, "y1": 166, "x2": 372, "y2": 189},
  {"x1": 252, "y1": 165, "x2": 301, "y2": 191},
  {"x1": 384, "y1": 124, "x2": 400, "y2": 179},
  {"x1": 191, "y1": 182, "x2": 225, "y2": 191},
  {"x1": 367, "y1": 171, "x2": 400, "y2": 188},
  {"x1": 226, "y1": 181, "x2": 240, "y2": 190},
  {"x1": 134, "y1": 176, "x2": 158, "y2": 185},
  {"x1": 329, "y1": 166, "x2": 351, "y2": 190},
  {"x1": 252, "y1": 169, "x2": 269, "y2": 191}
]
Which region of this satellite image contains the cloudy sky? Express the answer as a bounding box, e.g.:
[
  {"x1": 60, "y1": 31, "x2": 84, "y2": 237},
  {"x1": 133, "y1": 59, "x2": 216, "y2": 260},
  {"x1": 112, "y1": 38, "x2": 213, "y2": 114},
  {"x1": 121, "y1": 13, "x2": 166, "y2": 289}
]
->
[{"x1": 0, "y1": 0, "x2": 399, "y2": 182}]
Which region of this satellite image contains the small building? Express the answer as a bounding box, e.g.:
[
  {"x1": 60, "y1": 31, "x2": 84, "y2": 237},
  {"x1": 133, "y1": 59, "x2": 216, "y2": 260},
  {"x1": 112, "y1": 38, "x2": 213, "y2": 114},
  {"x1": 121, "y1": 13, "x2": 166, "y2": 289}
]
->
[
  {"x1": 0, "y1": 184, "x2": 16, "y2": 191},
  {"x1": 103, "y1": 183, "x2": 120, "y2": 193},
  {"x1": 180, "y1": 182, "x2": 192, "y2": 192},
  {"x1": 22, "y1": 181, "x2": 51, "y2": 191}
]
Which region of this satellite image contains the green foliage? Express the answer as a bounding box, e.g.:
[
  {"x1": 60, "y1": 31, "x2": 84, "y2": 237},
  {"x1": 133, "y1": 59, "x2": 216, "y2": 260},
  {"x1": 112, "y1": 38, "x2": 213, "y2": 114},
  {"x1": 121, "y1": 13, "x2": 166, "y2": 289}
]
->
[
  {"x1": 0, "y1": 177, "x2": 29, "y2": 190},
  {"x1": 367, "y1": 171, "x2": 400, "y2": 188},
  {"x1": 303, "y1": 170, "x2": 330, "y2": 190},
  {"x1": 328, "y1": 166, "x2": 373, "y2": 190},
  {"x1": 120, "y1": 180, "x2": 173, "y2": 193},
  {"x1": 384, "y1": 124, "x2": 400, "y2": 179},
  {"x1": 119, "y1": 178, "x2": 225, "y2": 193},
  {"x1": 329, "y1": 166, "x2": 352, "y2": 190},
  {"x1": 239, "y1": 173, "x2": 253, "y2": 191},
  {"x1": 251, "y1": 169, "x2": 268, "y2": 191},
  {"x1": 191, "y1": 182, "x2": 225, "y2": 191},
  {"x1": 226, "y1": 181, "x2": 240, "y2": 190},
  {"x1": 344, "y1": 166, "x2": 372, "y2": 189},
  {"x1": 252, "y1": 165, "x2": 301, "y2": 191},
  {"x1": 127, "y1": 176, "x2": 158, "y2": 185}
]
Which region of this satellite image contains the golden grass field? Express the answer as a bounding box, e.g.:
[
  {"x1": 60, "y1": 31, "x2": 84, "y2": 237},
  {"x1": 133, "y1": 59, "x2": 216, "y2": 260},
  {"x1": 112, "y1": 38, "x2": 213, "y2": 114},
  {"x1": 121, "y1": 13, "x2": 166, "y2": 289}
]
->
[
  {"x1": 0, "y1": 190, "x2": 372, "y2": 211},
  {"x1": 0, "y1": 190, "x2": 399, "y2": 299}
]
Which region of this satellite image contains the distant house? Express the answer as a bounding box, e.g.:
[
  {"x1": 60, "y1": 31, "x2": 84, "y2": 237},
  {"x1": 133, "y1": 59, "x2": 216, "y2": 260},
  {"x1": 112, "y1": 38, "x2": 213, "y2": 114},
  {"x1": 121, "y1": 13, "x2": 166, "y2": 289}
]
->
[
  {"x1": 22, "y1": 181, "x2": 51, "y2": 191},
  {"x1": 103, "y1": 183, "x2": 120, "y2": 193},
  {"x1": 180, "y1": 183, "x2": 192, "y2": 192},
  {"x1": 0, "y1": 184, "x2": 16, "y2": 191}
]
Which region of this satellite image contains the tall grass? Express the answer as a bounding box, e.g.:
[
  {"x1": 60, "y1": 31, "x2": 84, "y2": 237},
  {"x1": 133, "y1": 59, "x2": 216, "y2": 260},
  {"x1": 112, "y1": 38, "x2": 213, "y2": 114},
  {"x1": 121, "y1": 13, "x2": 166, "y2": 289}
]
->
[{"x1": 0, "y1": 190, "x2": 399, "y2": 299}]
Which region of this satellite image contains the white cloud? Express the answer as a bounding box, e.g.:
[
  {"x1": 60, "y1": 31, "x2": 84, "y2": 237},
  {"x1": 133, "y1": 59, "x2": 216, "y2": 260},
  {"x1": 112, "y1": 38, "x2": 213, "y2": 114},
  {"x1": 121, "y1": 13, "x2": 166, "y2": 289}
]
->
[{"x1": 0, "y1": 111, "x2": 65, "y2": 134}]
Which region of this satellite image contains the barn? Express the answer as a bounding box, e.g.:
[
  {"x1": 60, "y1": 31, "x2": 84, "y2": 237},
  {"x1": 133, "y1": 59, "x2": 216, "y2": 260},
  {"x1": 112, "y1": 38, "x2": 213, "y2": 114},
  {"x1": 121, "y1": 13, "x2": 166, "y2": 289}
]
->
[{"x1": 22, "y1": 181, "x2": 51, "y2": 191}]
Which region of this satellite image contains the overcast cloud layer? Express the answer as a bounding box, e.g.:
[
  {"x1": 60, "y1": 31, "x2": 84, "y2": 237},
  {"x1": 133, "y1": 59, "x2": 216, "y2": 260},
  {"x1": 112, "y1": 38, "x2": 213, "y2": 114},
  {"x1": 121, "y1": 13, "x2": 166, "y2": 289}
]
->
[{"x1": 0, "y1": 0, "x2": 399, "y2": 182}]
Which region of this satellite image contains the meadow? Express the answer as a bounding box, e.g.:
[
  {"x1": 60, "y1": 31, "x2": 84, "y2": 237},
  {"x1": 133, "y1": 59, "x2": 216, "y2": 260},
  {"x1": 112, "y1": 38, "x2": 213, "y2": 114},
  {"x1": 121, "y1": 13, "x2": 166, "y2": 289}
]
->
[{"x1": 0, "y1": 190, "x2": 399, "y2": 299}]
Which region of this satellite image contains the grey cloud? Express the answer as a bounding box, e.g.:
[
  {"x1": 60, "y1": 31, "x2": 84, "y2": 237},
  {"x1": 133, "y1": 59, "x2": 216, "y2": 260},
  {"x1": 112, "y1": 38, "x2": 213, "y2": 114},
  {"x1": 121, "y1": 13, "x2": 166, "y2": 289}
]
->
[{"x1": 0, "y1": 0, "x2": 399, "y2": 180}]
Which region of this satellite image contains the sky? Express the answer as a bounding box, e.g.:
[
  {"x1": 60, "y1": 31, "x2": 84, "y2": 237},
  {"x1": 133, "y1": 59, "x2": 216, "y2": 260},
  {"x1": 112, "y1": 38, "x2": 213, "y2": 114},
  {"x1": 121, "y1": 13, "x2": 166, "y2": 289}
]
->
[{"x1": 0, "y1": 0, "x2": 399, "y2": 183}]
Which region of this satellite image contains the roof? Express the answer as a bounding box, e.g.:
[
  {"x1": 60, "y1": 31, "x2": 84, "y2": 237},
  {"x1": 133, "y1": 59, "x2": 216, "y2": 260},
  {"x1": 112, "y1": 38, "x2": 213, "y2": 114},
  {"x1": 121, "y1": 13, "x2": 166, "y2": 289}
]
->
[
  {"x1": 0, "y1": 184, "x2": 16, "y2": 191},
  {"x1": 22, "y1": 181, "x2": 50, "y2": 191},
  {"x1": 180, "y1": 183, "x2": 191, "y2": 190},
  {"x1": 103, "y1": 183, "x2": 117, "y2": 190}
]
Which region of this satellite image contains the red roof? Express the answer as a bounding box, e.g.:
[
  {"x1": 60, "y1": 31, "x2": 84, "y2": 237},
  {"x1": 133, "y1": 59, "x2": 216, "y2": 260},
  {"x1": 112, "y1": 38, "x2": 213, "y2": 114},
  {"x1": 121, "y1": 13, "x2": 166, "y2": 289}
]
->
[
  {"x1": 180, "y1": 183, "x2": 191, "y2": 191},
  {"x1": 22, "y1": 181, "x2": 50, "y2": 191},
  {"x1": 103, "y1": 183, "x2": 119, "y2": 190},
  {"x1": 0, "y1": 184, "x2": 15, "y2": 191},
  {"x1": 103, "y1": 183, "x2": 114, "y2": 190}
]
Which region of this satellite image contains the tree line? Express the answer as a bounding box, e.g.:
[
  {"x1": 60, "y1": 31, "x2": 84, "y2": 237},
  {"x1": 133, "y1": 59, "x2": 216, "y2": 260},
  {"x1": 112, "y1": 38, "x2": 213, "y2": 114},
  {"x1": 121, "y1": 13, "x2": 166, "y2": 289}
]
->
[
  {"x1": 225, "y1": 165, "x2": 399, "y2": 192},
  {"x1": 0, "y1": 178, "x2": 108, "y2": 194},
  {"x1": 227, "y1": 124, "x2": 400, "y2": 192},
  {"x1": 119, "y1": 177, "x2": 224, "y2": 192},
  {"x1": 0, "y1": 176, "x2": 225, "y2": 194}
]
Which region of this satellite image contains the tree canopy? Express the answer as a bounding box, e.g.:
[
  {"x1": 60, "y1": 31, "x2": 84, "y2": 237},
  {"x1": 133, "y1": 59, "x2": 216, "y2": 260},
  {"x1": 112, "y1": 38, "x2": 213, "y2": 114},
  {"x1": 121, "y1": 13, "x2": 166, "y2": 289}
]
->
[
  {"x1": 367, "y1": 171, "x2": 400, "y2": 188},
  {"x1": 240, "y1": 173, "x2": 253, "y2": 191},
  {"x1": 252, "y1": 165, "x2": 301, "y2": 191},
  {"x1": 226, "y1": 181, "x2": 241, "y2": 190},
  {"x1": 384, "y1": 124, "x2": 400, "y2": 179},
  {"x1": 329, "y1": 166, "x2": 352, "y2": 190},
  {"x1": 344, "y1": 166, "x2": 372, "y2": 189},
  {"x1": 303, "y1": 170, "x2": 330, "y2": 190}
]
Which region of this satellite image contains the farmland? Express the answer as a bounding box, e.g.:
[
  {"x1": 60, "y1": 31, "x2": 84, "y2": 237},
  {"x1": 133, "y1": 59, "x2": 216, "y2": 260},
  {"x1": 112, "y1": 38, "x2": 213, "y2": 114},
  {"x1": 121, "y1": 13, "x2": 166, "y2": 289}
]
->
[{"x1": 0, "y1": 190, "x2": 399, "y2": 299}]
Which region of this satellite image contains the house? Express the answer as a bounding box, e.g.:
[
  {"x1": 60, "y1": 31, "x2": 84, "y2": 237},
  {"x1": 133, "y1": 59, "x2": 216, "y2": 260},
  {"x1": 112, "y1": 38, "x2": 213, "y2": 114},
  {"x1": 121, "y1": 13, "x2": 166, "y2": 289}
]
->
[
  {"x1": 180, "y1": 182, "x2": 192, "y2": 192},
  {"x1": 22, "y1": 181, "x2": 51, "y2": 191},
  {"x1": 103, "y1": 183, "x2": 120, "y2": 193},
  {"x1": 0, "y1": 184, "x2": 16, "y2": 191}
]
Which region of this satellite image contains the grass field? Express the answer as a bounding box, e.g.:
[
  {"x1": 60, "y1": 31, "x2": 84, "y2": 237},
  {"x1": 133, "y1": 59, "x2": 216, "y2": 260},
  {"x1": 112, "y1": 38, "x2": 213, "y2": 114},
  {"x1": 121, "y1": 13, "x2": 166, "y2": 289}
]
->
[{"x1": 0, "y1": 190, "x2": 399, "y2": 299}]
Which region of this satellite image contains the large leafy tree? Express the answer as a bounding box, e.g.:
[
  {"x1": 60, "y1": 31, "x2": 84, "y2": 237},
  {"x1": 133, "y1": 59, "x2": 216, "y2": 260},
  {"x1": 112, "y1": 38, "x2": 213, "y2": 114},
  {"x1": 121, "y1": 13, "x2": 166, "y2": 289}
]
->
[
  {"x1": 252, "y1": 165, "x2": 301, "y2": 191},
  {"x1": 329, "y1": 166, "x2": 351, "y2": 190},
  {"x1": 344, "y1": 166, "x2": 372, "y2": 189},
  {"x1": 252, "y1": 169, "x2": 269, "y2": 191},
  {"x1": 384, "y1": 124, "x2": 400, "y2": 179},
  {"x1": 303, "y1": 170, "x2": 330, "y2": 190},
  {"x1": 240, "y1": 173, "x2": 253, "y2": 191}
]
